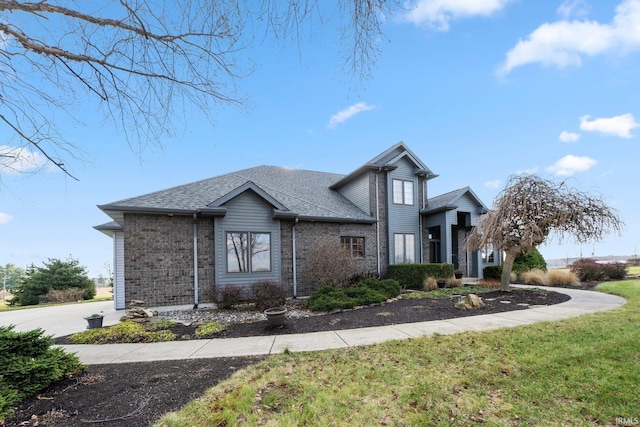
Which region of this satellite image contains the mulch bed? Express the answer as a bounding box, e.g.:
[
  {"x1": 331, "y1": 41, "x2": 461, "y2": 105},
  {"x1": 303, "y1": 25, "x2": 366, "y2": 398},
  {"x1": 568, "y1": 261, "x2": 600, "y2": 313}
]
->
[{"x1": 6, "y1": 287, "x2": 572, "y2": 427}]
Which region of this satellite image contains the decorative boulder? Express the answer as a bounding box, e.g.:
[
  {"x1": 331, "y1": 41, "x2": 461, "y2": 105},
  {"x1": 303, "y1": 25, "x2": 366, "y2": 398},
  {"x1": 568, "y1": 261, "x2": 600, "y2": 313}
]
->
[{"x1": 454, "y1": 294, "x2": 485, "y2": 310}]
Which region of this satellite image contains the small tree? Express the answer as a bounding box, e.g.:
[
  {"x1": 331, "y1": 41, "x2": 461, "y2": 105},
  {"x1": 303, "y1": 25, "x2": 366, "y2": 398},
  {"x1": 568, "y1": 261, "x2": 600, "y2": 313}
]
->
[
  {"x1": 466, "y1": 175, "x2": 623, "y2": 291},
  {"x1": 9, "y1": 258, "x2": 96, "y2": 306},
  {"x1": 305, "y1": 241, "x2": 358, "y2": 288}
]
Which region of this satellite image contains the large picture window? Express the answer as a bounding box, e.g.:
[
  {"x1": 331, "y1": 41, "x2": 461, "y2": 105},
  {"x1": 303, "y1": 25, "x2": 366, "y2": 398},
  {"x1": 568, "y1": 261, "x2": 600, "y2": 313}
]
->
[
  {"x1": 226, "y1": 232, "x2": 271, "y2": 273},
  {"x1": 394, "y1": 233, "x2": 415, "y2": 264},
  {"x1": 341, "y1": 236, "x2": 365, "y2": 258},
  {"x1": 392, "y1": 179, "x2": 414, "y2": 205}
]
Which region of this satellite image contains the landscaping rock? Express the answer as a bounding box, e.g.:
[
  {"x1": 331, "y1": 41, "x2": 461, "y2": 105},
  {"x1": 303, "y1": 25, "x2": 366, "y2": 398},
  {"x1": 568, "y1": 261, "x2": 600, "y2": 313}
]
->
[
  {"x1": 454, "y1": 294, "x2": 485, "y2": 310},
  {"x1": 119, "y1": 300, "x2": 155, "y2": 321}
]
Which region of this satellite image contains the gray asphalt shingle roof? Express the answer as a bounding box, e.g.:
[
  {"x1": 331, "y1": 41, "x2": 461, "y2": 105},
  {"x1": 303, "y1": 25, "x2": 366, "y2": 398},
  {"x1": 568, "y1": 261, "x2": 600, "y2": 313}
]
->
[
  {"x1": 425, "y1": 187, "x2": 488, "y2": 214},
  {"x1": 99, "y1": 166, "x2": 374, "y2": 222}
]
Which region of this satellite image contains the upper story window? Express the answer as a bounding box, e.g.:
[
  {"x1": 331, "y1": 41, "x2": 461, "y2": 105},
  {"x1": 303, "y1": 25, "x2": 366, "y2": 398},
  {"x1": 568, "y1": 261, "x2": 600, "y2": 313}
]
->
[
  {"x1": 392, "y1": 179, "x2": 414, "y2": 205},
  {"x1": 226, "y1": 231, "x2": 271, "y2": 273},
  {"x1": 341, "y1": 236, "x2": 365, "y2": 258}
]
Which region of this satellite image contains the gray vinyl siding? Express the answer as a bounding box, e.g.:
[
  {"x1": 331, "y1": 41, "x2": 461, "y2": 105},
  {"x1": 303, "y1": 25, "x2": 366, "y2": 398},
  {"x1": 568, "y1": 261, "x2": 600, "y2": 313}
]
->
[
  {"x1": 113, "y1": 231, "x2": 125, "y2": 310},
  {"x1": 214, "y1": 191, "x2": 281, "y2": 288},
  {"x1": 387, "y1": 156, "x2": 420, "y2": 264},
  {"x1": 338, "y1": 173, "x2": 370, "y2": 214}
]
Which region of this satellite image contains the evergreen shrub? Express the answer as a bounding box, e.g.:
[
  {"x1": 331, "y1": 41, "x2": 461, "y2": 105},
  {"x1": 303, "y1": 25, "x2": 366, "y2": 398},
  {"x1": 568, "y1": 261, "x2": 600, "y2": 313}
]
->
[{"x1": 0, "y1": 326, "x2": 84, "y2": 421}]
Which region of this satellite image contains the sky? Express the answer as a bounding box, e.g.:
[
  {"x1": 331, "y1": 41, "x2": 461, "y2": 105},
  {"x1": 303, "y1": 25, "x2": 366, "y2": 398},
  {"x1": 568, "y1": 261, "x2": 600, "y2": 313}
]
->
[{"x1": 1, "y1": 0, "x2": 640, "y2": 277}]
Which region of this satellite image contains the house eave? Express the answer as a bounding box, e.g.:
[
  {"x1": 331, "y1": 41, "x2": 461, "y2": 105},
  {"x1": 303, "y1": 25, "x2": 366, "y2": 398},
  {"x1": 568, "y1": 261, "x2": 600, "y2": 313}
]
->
[
  {"x1": 98, "y1": 206, "x2": 228, "y2": 217},
  {"x1": 421, "y1": 205, "x2": 457, "y2": 215},
  {"x1": 297, "y1": 215, "x2": 377, "y2": 224},
  {"x1": 329, "y1": 164, "x2": 397, "y2": 190}
]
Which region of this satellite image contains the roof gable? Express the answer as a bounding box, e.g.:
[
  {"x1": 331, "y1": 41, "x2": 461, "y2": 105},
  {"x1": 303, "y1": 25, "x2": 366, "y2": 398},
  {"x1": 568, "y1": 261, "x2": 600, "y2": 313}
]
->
[
  {"x1": 425, "y1": 187, "x2": 488, "y2": 214},
  {"x1": 330, "y1": 141, "x2": 438, "y2": 190},
  {"x1": 208, "y1": 181, "x2": 288, "y2": 211}
]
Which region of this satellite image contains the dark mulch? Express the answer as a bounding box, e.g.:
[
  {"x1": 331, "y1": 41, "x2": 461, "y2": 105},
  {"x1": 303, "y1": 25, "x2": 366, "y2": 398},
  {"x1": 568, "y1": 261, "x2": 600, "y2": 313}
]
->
[{"x1": 5, "y1": 288, "x2": 570, "y2": 427}]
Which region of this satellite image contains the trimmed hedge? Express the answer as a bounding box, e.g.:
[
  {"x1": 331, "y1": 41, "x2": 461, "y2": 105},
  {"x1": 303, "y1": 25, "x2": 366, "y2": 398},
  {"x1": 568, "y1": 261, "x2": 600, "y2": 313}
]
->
[
  {"x1": 0, "y1": 326, "x2": 84, "y2": 421},
  {"x1": 306, "y1": 278, "x2": 400, "y2": 312},
  {"x1": 386, "y1": 263, "x2": 455, "y2": 290},
  {"x1": 483, "y1": 265, "x2": 503, "y2": 280}
]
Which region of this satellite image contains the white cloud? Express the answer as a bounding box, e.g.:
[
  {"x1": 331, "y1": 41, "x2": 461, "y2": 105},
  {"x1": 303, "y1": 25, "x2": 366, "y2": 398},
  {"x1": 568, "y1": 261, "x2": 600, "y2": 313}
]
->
[
  {"x1": 0, "y1": 212, "x2": 12, "y2": 225},
  {"x1": 557, "y1": 0, "x2": 589, "y2": 20},
  {"x1": 484, "y1": 179, "x2": 501, "y2": 189},
  {"x1": 327, "y1": 102, "x2": 377, "y2": 129},
  {"x1": 404, "y1": 0, "x2": 512, "y2": 30},
  {"x1": 499, "y1": 0, "x2": 640, "y2": 74},
  {"x1": 546, "y1": 154, "x2": 597, "y2": 176},
  {"x1": 559, "y1": 131, "x2": 581, "y2": 143},
  {"x1": 579, "y1": 113, "x2": 639, "y2": 138},
  {"x1": 0, "y1": 145, "x2": 47, "y2": 174}
]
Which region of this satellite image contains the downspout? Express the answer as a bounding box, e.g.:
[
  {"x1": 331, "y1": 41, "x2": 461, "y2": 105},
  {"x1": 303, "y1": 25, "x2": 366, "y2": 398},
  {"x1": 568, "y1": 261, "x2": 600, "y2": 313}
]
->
[
  {"x1": 292, "y1": 218, "x2": 298, "y2": 298},
  {"x1": 193, "y1": 212, "x2": 199, "y2": 309},
  {"x1": 375, "y1": 169, "x2": 381, "y2": 277}
]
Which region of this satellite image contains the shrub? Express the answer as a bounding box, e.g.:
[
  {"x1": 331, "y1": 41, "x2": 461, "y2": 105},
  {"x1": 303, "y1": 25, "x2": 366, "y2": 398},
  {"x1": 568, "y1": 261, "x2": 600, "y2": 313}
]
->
[
  {"x1": 358, "y1": 278, "x2": 401, "y2": 299},
  {"x1": 545, "y1": 269, "x2": 580, "y2": 287},
  {"x1": 9, "y1": 258, "x2": 96, "y2": 306},
  {"x1": 386, "y1": 263, "x2": 454, "y2": 289},
  {"x1": 195, "y1": 322, "x2": 227, "y2": 337},
  {"x1": 520, "y1": 269, "x2": 547, "y2": 286},
  {"x1": 570, "y1": 258, "x2": 627, "y2": 282},
  {"x1": 446, "y1": 278, "x2": 463, "y2": 288},
  {"x1": 251, "y1": 280, "x2": 286, "y2": 311},
  {"x1": 423, "y1": 277, "x2": 438, "y2": 291},
  {"x1": 0, "y1": 326, "x2": 84, "y2": 421},
  {"x1": 218, "y1": 285, "x2": 242, "y2": 309},
  {"x1": 483, "y1": 265, "x2": 503, "y2": 280},
  {"x1": 602, "y1": 263, "x2": 627, "y2": 281},
  {"x1": 306, "y1": 278, "x2": 400, "y2": 312},
  {"x1": 513, "y1": 248, "x2": 547, "y2": 273},
  {"x1": 69, "y1": 321, "x2": 176, "y2": 344},
  {"x1": 42, "y1": 288, "x2": 85, "y2": 304},
  {"x1": 305, "y1": 241, "x2": 358, "y2": 287},
  {"x1": 306, "y1": 285, "x2": 357, "y2": 312}
]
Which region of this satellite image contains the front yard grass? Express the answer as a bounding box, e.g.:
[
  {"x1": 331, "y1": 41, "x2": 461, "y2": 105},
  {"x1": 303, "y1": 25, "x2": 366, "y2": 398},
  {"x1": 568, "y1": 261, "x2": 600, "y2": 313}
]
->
[{"x1": 157, "y1": 281, "x2": 639, "y2": 427}]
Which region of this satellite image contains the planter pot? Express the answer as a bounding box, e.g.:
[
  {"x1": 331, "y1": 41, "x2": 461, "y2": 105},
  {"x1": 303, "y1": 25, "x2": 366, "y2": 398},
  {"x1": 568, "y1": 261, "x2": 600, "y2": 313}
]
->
[
  {"x1": 437, "y1": 280, "x2": 446, "y2": 289},
  {"x1": 85, "y1": 315, "x2": 104, "y2": 329},
  {"x1": 264, "y1": 307, "x2": 287, "y2": 328},
  {"x1": 455, "y1": 273, "x2": 463, "y2": 279}
]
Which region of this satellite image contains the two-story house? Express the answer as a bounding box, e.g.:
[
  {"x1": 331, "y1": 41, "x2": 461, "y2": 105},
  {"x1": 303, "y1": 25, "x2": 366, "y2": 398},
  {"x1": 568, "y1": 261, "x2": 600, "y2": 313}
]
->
[{"x1": 96, "y1": 142, "x2": 494, "y2": 309}]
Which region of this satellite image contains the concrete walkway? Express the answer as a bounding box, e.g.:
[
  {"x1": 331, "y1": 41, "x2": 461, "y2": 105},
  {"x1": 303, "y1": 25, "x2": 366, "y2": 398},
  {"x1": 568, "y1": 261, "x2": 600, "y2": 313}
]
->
[{"x1": 42, "y1": 286, "x2": 625, "y2": 365}]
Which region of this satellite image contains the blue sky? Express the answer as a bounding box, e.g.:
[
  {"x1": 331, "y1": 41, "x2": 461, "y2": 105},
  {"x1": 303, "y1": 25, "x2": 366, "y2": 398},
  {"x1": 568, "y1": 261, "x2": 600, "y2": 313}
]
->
[{"x1": 1, "y1": 0, "x2": 639, "y2": 277}]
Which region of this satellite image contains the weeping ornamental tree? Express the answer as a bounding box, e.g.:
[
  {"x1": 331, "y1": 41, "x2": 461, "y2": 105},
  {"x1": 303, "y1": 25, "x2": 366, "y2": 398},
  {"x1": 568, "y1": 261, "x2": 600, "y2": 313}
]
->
[{"x1": 466, "y1": 175, "x2": 623, "y2": 291}]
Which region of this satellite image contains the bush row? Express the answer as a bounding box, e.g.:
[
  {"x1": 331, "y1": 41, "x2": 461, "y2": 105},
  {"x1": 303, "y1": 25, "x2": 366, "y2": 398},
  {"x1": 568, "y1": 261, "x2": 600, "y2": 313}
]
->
[
  {"x1": 386, "y1": 263, "x2": 455, "y2": 290},
  {"x1": 570, "y1": 258, "x2": 627, "y2": 282},
  {"x1": 217, "y1": 280, "x2": 287, "y2": 311},
  {"x1": 306, "y1": 278, "x2": 401, "y2": 312},
  {"x1": 0, "y1": 326, "x2": 84, "y2": 421}
]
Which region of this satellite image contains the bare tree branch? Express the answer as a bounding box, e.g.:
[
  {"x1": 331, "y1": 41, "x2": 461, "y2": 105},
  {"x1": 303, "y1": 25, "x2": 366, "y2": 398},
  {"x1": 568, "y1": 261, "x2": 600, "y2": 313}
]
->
[{"x1": 0, "y1": 1, "x2": 393, "y2": 180}]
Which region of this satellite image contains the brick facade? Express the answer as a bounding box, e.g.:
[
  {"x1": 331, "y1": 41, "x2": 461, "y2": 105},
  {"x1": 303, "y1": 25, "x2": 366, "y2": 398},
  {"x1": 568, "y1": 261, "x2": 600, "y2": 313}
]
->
[
  {"x1": 123, "y1": 214, "x2": 215, "y2": 307},
  {"x1": 280, "y1": 221, "x2": 378, "y2": 297}
]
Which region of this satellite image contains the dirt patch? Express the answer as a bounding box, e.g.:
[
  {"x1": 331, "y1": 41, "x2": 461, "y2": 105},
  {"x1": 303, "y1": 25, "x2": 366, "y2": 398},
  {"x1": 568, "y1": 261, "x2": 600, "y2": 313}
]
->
[{"x1": 7, "y1": 288, "x2": 570, "y2": 427}]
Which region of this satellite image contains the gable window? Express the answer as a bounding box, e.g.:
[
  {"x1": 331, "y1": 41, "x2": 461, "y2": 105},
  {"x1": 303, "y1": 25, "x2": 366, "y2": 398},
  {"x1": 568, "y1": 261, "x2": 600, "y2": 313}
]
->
[
  {"x1": 394, "y1": 233, "x2": 415, "y2": 264},
  {"x1": 226, "y1": 232, "x2": 271, "y2": 273},
  {"x1": 341, "y1": 236, "x2": 365, "y2": 258},
  {"x1": 392, "y1": 179, "x2": 414, "y2": 205}
]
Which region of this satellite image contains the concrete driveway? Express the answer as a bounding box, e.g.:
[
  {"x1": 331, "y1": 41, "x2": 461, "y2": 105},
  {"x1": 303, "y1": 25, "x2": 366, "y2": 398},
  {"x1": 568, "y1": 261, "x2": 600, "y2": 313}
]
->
[{"x1": 0, "y1": 300, "x2": 121, "y2": 338}]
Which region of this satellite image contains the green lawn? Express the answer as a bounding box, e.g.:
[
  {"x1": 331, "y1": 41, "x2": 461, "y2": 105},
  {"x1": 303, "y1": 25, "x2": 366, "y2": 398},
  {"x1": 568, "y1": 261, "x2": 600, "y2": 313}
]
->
[
  {"x1": 0, "y1": 295, "x2": 112, "y2": 312},
  {"x1": 157, "y1": 281, "x2": 640, "y2": 426}
]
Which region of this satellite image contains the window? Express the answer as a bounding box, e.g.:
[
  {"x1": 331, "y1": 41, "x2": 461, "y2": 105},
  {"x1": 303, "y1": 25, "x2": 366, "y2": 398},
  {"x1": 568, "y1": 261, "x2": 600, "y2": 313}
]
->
[
  {"x1": 394, "y1": 233, "x2": 415, "y2": 264},
  {"x1": 392, "y1": 179, "x2": 414, "y2": 205},
  {"x1": 341, "y1": 236, "x2": 365, "y2": 258},
  {"x1": 226, "y1": 232, "x2": 271, "y2": 273},
  {"x1": 482, "y1": 245, "x2": 495, "y2": 263}
]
